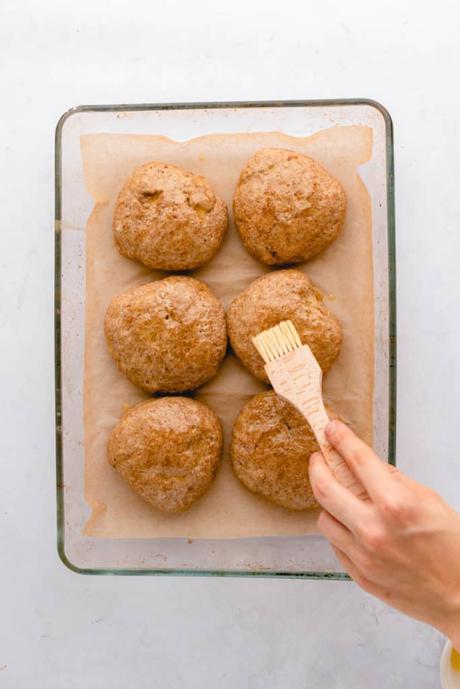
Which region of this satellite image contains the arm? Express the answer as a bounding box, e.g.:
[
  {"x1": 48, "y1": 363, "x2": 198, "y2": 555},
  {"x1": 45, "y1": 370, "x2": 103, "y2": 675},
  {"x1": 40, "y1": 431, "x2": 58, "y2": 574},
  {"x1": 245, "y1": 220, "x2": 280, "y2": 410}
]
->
[{"x1": 308, "y1": 420, "x2": 460, "y2": 649}]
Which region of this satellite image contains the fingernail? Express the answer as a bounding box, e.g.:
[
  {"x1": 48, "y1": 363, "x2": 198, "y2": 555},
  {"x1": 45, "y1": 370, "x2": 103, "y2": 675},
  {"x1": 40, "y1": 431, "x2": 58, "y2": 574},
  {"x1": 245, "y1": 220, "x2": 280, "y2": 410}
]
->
[{"x1": 326, "y1": 420, "x2": 340, "y2": 438}]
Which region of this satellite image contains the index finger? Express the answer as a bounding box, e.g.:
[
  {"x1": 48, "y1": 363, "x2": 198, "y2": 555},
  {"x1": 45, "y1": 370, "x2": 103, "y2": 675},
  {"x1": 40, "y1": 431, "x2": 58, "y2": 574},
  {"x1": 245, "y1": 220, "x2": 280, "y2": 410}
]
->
[
  {"x1": 325, "y1": 421, "x2": 400, "y2": 501},
  {"x1": 309, "y1": 452, "x2": 370, "y2": 531}
]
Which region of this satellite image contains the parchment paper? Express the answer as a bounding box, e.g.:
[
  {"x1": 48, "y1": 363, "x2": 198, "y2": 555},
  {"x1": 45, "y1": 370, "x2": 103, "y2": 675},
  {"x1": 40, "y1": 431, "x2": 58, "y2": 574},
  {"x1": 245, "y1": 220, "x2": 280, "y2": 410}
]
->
[{"x1": 81, "y1": 126, "x2": 373, "y2": 538}]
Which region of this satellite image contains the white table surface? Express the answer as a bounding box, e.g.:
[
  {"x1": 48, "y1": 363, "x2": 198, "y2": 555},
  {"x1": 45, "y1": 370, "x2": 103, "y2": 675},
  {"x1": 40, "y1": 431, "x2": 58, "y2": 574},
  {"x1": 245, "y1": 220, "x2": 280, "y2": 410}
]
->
[{"x1": 1, "y1": 1, "x2": 459, "y2": 686}]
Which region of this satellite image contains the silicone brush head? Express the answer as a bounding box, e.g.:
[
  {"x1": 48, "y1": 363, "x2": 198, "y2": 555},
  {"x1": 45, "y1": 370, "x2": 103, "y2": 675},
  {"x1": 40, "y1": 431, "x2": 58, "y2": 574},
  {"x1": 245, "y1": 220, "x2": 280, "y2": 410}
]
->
[{"x1": 252, "y1": 320, "x2": 302, "y2": 364}]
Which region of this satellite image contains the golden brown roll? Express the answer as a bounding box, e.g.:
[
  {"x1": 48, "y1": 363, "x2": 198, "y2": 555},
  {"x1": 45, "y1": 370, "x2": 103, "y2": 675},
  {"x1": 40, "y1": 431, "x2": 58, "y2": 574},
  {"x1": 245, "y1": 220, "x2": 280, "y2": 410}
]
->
[
  {"x1": 233, "y1": 148, "x2": 346, "y2": 265},
  {"x1": 227, "y1": 269, "x2": 341, "y2": 383},
  {"x1": 113, "y1": 161, "x2": 228, "y2": 270},
  {"x1": 109, "y1": 397, "x2": 223, "y2": 513},
  {"x1": 104, "y1": 276, "x2": 227, "y2": 393},
  {"x1": 231, "y1": 391, "x2": 336, "y2": 510}
]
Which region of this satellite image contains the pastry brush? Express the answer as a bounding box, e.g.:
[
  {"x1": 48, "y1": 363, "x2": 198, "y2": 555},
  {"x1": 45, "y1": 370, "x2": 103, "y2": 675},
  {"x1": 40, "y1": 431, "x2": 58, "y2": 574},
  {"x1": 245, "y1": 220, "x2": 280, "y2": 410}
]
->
[{"x1": 252, "y1": 320, "x2": 366, "y2": 499}]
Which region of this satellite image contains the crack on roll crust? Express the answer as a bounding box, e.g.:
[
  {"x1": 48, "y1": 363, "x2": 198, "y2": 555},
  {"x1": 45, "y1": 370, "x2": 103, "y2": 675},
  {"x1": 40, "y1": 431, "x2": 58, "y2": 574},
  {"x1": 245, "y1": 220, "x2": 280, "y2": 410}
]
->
[
  {"x1": 231, "y1": 391, "x2": 337, "y2": 511},
  {"x1": 104, "y1": 276, "x2": 227, "y2": 393},
  {"x1": 108, "y1": 397, "x2": 223, "y2": 513},
  {"x1": 226, "y1": 269, "x2": 341, "y2": 383},
  {"x1": 233, "y1": 148, "x2": 346, "y2": 265},
  {"x1": 113, "y1": 161, "x2": 228, "y2": 270}
]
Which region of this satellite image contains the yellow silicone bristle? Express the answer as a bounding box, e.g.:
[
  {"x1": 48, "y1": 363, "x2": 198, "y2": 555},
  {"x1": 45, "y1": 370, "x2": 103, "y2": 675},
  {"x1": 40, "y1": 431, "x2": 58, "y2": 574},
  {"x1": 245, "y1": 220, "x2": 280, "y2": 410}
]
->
[{"x1": 252, "y1": 320, "x2": 302, "y2": 364}]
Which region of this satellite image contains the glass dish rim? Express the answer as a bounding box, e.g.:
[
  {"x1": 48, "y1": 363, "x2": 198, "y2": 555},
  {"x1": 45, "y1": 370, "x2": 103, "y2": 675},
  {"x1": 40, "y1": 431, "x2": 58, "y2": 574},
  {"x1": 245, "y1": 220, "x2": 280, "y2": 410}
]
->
[{"x1": 54, "y1": 98, "x2": 396, "y2": 578}]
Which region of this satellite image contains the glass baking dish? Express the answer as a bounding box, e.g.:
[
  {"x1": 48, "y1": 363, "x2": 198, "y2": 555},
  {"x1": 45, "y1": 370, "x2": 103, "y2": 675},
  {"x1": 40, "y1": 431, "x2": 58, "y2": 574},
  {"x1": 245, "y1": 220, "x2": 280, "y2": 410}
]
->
[{"x1": 55, "y1": 99, "x2": 396, "y2": 577}]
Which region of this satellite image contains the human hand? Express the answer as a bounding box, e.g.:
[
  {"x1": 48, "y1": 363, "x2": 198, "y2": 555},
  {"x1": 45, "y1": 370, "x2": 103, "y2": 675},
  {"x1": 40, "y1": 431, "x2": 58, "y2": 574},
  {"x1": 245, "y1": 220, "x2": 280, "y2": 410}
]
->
[{"x1": 309, "y1": 420, "x2": 460, "y2": 648}]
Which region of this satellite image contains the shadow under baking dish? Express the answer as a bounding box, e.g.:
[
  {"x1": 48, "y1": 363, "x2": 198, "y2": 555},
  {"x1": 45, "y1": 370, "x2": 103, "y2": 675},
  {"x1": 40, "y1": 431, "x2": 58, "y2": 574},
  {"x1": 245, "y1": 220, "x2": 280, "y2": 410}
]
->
[{"x1": 54, "y1": 99, "x2": 396, "y2": 577}]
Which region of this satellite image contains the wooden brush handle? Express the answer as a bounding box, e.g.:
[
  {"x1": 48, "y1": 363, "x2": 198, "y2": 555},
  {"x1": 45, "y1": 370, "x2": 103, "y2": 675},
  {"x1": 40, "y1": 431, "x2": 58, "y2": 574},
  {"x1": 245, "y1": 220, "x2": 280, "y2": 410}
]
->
[
  {"x1": 298, "y1": 399, "x2": 367, "y2": 500},
  {"x1": 266, "y1": 352, "x2": 367, "y2": 500}
]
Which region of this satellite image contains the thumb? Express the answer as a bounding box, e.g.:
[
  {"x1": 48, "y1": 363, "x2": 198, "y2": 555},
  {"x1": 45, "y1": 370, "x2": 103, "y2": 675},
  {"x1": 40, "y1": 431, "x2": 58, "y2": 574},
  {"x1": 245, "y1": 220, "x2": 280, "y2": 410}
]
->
[{"x1": 325, "y1": 420, "x2": 395, "y2": 498}]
